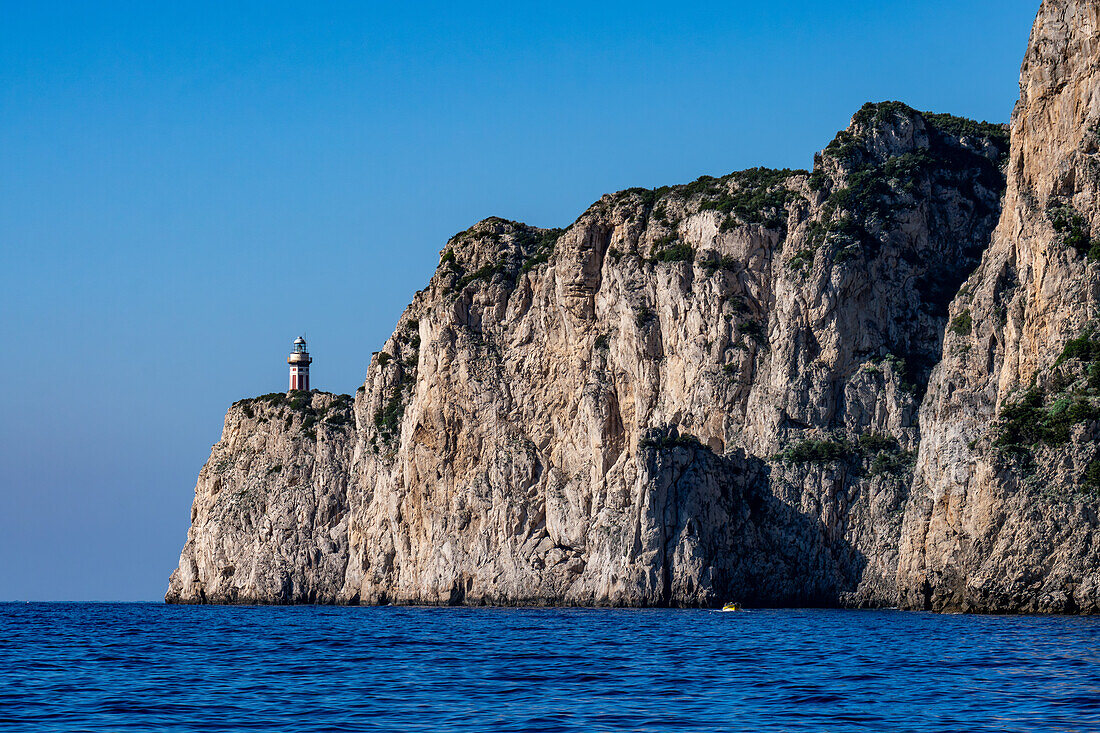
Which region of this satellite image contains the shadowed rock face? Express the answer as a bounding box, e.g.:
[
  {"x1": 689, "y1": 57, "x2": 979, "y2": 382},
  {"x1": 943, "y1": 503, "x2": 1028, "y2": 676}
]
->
[
  {"x1": 169, "y1": 1, "x2": 1100, "y2": 611},
  {"x1": 897, "y1": 0, "x2": 1100, "y2": 614}
]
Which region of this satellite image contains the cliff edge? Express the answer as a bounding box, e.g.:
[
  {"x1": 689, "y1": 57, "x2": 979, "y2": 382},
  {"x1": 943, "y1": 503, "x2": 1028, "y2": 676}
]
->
[{"x1": 167, "y1": 101, "x2": 1008, "y2": 606}]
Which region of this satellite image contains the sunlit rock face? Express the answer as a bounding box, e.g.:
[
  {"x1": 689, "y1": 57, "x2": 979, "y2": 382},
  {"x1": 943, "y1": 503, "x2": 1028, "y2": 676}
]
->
[
  {"x1": 166, "y1": 392, "x2": 355, "y2": 604},
  {"x1": 334, "y1": 101, "x2": 1004, "y2": 609},
  {"x1": 897, "y1": 0, "x2": 1100, "y2": 614},
  {"x1": 171, "y1": 0, "x2": 1100, "y2": 612}
]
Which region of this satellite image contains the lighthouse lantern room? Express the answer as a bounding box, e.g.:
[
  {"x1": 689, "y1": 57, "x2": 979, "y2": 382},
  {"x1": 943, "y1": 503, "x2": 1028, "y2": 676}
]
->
[{"x1": 288, "y1": 336, "x2": 312, "y2": 391}]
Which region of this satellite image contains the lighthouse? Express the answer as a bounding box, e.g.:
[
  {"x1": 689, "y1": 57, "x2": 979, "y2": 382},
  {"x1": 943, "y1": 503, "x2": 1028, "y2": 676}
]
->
[{"x1": 288, "y1": 336, "x2": 312, "y2": 391}]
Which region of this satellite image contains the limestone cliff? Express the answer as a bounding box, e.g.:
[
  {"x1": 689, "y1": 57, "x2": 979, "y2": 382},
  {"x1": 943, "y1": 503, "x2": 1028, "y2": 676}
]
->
[
  {"x1": 334, "y1": 101, "x2": 1006, "y2": 608},
  {"x1": 168, "y1": 101, "x2": 1008, "y2": 607},
  {"x1": 897, "y1": 0, "x2": 1100, "y2": 614},
  {"x1": 166, "y1": 392, "x2": 354, "y2": 604},
  {"x1": 168, "y1": 0, "x2": 1100, "y2": 612}
]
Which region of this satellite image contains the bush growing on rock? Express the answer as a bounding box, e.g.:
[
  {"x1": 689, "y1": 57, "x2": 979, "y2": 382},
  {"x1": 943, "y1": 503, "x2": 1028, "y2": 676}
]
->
[
  {"x1": 1057, "y1": 332, "x2": 1100, "y2": 364},
  {"x1": 949, "y1": 310, "x2": 973, "y2": 336},
  {"x1": 1049, "y1": 203, "x2": 1092, "y2": 250},
  {"x1": 858, "y1": 433, "x2": 898, "y2": 453},
  {"x1": 698, "y1": 251, "x2": 739, "y2": 273},
  {"x1": 777, "y1": 439, "x2": 852, "y2": 463},
  {"x1": 738, "y1": 320, "x2": 767, "y2": 346},
  {"x1": 651, "y1": 242, "x2": 694, "y2": 263},
  {"x1": 639, "y1": 430, "x2": 705, "y2": 451},
  {"x1": 994, "y1": 388, "x2": 1100, "y2": 451},
  {"x1": 634, "y1": 306, "x2": 656, "y2": 328}
]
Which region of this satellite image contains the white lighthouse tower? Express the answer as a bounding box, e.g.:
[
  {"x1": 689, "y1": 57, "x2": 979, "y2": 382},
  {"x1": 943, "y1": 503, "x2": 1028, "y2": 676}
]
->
[{"x1": 288, "y1": 336, "x2": 312, "y2": 391}]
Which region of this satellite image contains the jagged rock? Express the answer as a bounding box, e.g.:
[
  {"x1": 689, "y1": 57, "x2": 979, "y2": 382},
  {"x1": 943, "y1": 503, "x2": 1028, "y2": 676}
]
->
[
  {"x1": 167, "y1": 1, "x2": 1100, "y2": 612},
  {"x1": 166, "y1": 392, "x2": 354, "y2": 604},
  {"x1": 897, "y1": 0, "x2": 1100, "y2": 614},
  {"x1": 168, "y1": 101, "x2": 1007, "y2": 607},
  {"x1": 332, "y1": 105, "x2": 1005, "y2": 608}
]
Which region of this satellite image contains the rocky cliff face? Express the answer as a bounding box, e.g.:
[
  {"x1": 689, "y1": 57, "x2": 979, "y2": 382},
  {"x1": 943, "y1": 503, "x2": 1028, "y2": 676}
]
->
[
  {"x1": 168, "y1": 0, "x2": 1100, "y2": 612},
  {"x1": 168, "y1": 101, "x2": 1008, "y2": 607},
  {"x1": 166, "y1": 392, "x2": 354, "y2": 604},
  {"x1": 335, "y1": 102, "x2": 1006, "y2": 609},
  {"x1": 897, "y1": 0, "x2": 1100, "y2": 614}
]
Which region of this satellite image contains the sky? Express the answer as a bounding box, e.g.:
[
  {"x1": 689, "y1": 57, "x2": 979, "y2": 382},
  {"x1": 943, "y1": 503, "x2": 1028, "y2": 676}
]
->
[{"x1": 1, "y1": 0, "x2": 1040, "y2": 601}]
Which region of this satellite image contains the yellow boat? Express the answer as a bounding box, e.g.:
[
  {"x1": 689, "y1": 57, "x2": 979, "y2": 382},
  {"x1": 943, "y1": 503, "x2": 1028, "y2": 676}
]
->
[{"x1": 721, "y1": 602, "x2": 741, "y2": 612}]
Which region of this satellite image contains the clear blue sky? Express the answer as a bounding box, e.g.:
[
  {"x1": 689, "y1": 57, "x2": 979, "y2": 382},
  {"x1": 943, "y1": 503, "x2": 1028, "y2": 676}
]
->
[{"x1": 2, "y1": 0, "x2": 1039, "y2": 601}]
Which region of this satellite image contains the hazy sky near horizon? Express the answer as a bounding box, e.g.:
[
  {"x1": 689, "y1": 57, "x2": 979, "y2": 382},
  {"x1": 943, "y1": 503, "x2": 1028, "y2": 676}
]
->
[{"x1": 3, "y1": 0, "x2": 1039, "y2": 600}]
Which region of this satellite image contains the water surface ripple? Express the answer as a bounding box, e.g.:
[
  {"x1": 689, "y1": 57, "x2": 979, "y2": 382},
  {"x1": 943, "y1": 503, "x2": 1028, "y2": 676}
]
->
[{"x1": 3, "y1": 604, "x2": 1099, "y2": 731}]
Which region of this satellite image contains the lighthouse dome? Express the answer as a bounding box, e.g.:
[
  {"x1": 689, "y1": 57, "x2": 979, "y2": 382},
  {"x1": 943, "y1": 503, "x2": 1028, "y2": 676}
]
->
[{"x1": 290, "y1": 336, "x2": 310, "y2": 357}]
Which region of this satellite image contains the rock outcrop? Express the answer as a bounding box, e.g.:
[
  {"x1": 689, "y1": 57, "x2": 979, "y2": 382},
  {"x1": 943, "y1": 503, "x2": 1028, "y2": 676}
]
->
[
  {"x1": 336, "y1": 103, "x2": 1006, "y2": 608},
  {"x1": 897, "y1": 0, "x2": 1100, "y2": 613},
  {"x1": 166, "y1": 392, "x2": 354, "y2": 604},
  {"x1": 168, "y1": 0, "x2": 1100, "y2": 612},
  {"x1": 168, "y1": 102, "x2": 1008, "y2": 606}
]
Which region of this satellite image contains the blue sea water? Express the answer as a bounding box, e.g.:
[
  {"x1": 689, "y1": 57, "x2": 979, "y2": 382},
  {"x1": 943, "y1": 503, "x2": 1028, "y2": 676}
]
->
[{"x1": 2, "y1": 604, "x2": 1099, "y2": 732}]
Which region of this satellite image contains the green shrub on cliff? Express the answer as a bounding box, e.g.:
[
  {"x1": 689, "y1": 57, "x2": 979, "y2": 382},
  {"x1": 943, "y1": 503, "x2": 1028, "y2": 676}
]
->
[
  {"x1": 697, "y1": 167, "x2": 801, "y2": 229},
  {"x1": 520, "y1": 227, "x2": 564, "y2": 273},
  {"x1": 1049, "y1": 203, "x2": 1100, "y2": 260},
  {"x1": 698, "y1": 251, "x2": 739, "y2": 273},
  {"x1": 617, "y1": 187, "x2": 669, "y2": 209},
  {"x1": 994, "y1": 388, "x2": 1100, "y2": 450},
  {"x1": 857, "y1": 432, "x2": 897, "y2": 453},
  {"x1": 651, "y1": 241, "x2": 694, "y2": 263},
  {"x1": 374, "y1": 389, "x2": 404, "y2": 440},
  {"x1": 777, "y1": 439, "x2": 851, "y2": 464},
  {"x1": 870, "y1": 449, "x2": 916, "y2": 477},
  {"x1": 824, "y1": 130, "x2": 864, "y2": 163},
  {"x1": 287, "y1": 391, "x2": 311, "y2": 411},
  {"x1": 776, "y1": 430, "x2": 914, "y2": 473},
  {"x1": 738, "y1": 320, "x2": 767, "y2": 346},
  {"x1": 639, "y1": 431, "x2": 704, "y2": 451},
  {"x1": 852, "y1": 101, "x2": 916, "y2": 127},
  {"x1": 859, "y1": 433, "x2": 916, "y2": 476},
  {"x1": 324, "y1": 411, "x2": 350, "y2": 427},
  {"x1": 455, "y1": 261, "x2": 506, "y2": 290},
  {"x1": 848, "y1": 101, "x2": 1008, "y2": 151},
  {"x1": 949, "y1": 310, "x2": 973, "y2": 336},
  {"x1": 1057, "y1": 332, "x2": 1100, "y2": 364}
]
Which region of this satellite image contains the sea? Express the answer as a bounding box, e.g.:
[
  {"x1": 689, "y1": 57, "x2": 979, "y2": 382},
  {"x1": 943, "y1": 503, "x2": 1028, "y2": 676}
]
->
[{"x1": 3, "y1": 603, "x2": 1098, "y2": 732}]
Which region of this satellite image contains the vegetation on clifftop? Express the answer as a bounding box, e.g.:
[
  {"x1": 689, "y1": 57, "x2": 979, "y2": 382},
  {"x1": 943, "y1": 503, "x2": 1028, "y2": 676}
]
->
[
  {"x1": 233, "y1": 391, "x2": 354, "y2": 438},
  {"x1": 437, "y1": 220, "x2": 566, "y2": 294}
]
